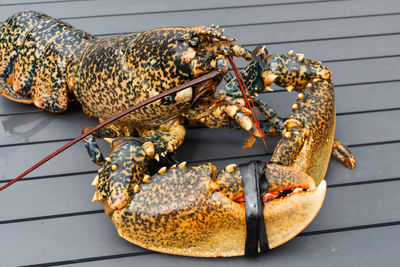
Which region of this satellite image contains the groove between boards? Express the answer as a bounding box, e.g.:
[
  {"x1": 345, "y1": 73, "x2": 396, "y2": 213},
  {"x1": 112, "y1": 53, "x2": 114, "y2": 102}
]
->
[
  {"x1": 1, "y1": 73, "x2": 400, "y2": 117},
  {"x1": 17, "y1": 221, "x2": 400, "y2": 266},
  {"x1": 0, "y1": 105, "x2": 399, "y2": 148},
  {"x1": 1, "y1": 138, "x2": 400, "y2": 184}
]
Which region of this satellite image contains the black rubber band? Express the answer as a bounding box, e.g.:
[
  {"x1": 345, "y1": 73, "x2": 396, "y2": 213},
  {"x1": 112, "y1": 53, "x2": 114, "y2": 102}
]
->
[{"x1": 240, "y1": 160, "x2": 270, "y2": 257}]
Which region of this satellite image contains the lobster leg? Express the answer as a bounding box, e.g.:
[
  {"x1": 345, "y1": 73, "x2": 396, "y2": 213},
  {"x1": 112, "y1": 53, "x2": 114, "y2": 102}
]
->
[
  {"x1": 254, "y1": 98, "x2": 285, "y2": 133},
  {"x1": 221, "y1": 120, "x2": 280, "y2": 137},
  {"x1": 332, "y1": 139, "x2": 356, "y2": 169},
  {"x1": 186, "y1": 99, "x2": 263, "y2": 140}
]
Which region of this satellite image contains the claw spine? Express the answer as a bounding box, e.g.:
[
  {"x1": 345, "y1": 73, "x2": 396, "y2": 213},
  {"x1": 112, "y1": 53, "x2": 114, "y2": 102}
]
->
[
  {"x1": 158, "y1": 167, "x2": 167, "y2": 174},
  {"x1": 225, "y1": 164, "x2": 236, "y2": 172},
  {"x1": 178, "y1": 161, "x2": 187, "y2": 168},
  {"x1": 91, "y1": 175, "x2": 99, "y2": 186}
]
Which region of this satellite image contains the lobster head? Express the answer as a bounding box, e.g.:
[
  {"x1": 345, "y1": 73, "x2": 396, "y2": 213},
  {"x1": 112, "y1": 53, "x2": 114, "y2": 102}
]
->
[{"x1": 123, "y1": 25, "x2": 253, "y2": 103}]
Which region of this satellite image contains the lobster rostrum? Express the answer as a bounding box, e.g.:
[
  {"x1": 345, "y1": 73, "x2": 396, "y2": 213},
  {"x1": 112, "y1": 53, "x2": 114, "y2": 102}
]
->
[
  {"x1": 88, "y1": 53, "x2": 355, "y2": 257},
  {"x1": 0, "y1": 11, "x2": 269, "y2": 155}
]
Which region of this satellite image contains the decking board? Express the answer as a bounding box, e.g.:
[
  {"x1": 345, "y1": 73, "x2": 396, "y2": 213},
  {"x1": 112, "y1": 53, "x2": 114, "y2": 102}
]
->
[
  {"x1": 71, "y1": 225, "x2": 400, "y2": 267},
  {"x1": 0, "y1": 0, "x2": 398, "y2": 266}
]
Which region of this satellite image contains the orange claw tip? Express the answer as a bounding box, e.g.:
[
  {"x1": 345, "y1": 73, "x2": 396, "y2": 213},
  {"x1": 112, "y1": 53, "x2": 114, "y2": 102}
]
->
[
  {"x1": 142, "y1": 174, "x2": 151, "y2": 183},
  {"x1": 178, "y1": 161, "x2": 187, "y2": 168},
  {"x1": 158, "y1": 167, "x2": 167, "y2": 174},
  {"x1": 91, "y1": 193, "x2": 99, "y2": 202},
  {"x1": 134, "y1": 184, "x2": 141, "y2": 193},
  {"x1": 225, "y1": 164, "x2": 237, "y2": 173}
]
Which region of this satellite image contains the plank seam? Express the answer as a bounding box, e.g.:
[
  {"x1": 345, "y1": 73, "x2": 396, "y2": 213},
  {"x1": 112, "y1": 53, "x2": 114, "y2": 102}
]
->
[
  {"x1": 300, "y1": 221, "x2": 400, "y2": 236},
  {"x1": 0, "y1": 138, "x2": 76, "y2": 148},
  {"x1": 0, "y1": 106, "x2": 398, "y2": 148},
  {"x1": 20, "y1": 251, "x2": 155, "y2": 267},
  {"x1": 0, "y1": 170, "x2": 97, "y2": 183},
  {"x1": 1, "y1": 77, "x2": 400, "y2": 117},
  {"x1": 0, "y1": 210, "x2": 103, "y2": 225},
  {"x1": 0, "y1": 133, "x2": 399, "y2": 184},
  {"x1": 328, "y1": 176, "x2": 400, "y2": 188}
]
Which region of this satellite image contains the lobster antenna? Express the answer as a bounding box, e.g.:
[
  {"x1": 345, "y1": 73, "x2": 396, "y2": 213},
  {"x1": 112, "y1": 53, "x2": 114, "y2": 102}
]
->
[
  {"x1": 0, "y1": 71, "x2": 221, "y2": 191},
  {"x1": 228, "y1": 56, "x2": 267, "y2": 151}
]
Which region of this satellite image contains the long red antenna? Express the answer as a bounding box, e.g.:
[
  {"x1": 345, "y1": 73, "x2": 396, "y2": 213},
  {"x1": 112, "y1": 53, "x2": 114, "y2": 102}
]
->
[
  {"x1": 228, "y1": 56, "x2": 267, "y2": 151},
  {"x1": 0, "y1": 71, "x2": 221, "y2": 191}
]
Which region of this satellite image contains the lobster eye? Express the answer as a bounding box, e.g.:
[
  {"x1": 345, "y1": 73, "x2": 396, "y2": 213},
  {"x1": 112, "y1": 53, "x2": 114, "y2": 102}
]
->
[{"x1": 189, "y1": 37, "x2": 200, "y2": 48}]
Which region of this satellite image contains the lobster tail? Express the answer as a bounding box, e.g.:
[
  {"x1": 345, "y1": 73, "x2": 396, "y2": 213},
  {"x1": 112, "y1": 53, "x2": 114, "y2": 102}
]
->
[{"x1": 0, "y1": 11, "x2": 95, "y2": 112}]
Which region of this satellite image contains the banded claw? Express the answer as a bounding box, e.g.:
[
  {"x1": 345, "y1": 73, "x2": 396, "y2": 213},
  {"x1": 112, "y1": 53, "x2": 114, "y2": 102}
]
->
[{"x1": 104, "y1": 162, "x2": 327, "y2": 256}]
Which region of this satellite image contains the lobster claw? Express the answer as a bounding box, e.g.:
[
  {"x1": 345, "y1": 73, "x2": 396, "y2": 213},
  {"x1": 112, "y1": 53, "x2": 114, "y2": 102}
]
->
[
  {"x1": 102, "y1": 161, "x2": 327, "y2": 257},
  {"x1": 259, "y1": 52, "x2": 332, "y2": 93},
  {"x1": 263, "y1": 164, "x2": 327, "y2": 248}
]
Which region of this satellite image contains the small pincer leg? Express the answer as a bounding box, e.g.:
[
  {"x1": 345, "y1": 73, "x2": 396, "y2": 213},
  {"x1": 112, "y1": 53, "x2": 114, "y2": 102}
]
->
[{"x1": 331, "y1": 139, "x2": 356, "y2": 169}]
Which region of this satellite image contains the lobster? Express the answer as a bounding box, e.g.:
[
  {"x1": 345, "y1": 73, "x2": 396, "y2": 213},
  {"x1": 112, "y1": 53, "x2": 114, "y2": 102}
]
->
[{"x1": 87, "y1": 52, "x2": 356, "y2": 257}]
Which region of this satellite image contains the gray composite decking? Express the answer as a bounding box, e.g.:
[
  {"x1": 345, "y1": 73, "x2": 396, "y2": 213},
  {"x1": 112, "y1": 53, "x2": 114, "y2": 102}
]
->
[{"x1": 0, "y1": 0, "x2": 399, "y2": 266}]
